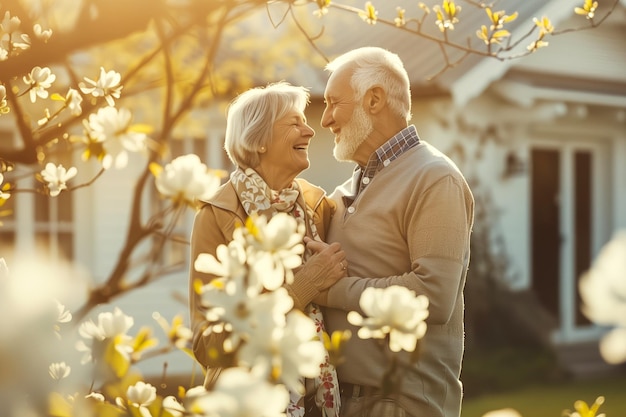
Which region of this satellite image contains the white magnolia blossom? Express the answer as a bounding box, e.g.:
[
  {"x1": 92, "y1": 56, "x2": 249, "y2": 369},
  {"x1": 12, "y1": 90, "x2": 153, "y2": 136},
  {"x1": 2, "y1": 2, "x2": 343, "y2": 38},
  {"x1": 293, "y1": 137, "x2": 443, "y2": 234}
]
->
[
  {"x1": 162, "y1": 395, "x2": 185, "y2": 417},
  {"x1": 154, "y1": 153, "x2": 221, "y2": 206},
  {"x1": 195, "y1": 238, "x2": 248, "y2": 284},
  {"x1": 348, "y1": 285, "x2": 429, "y2": 353},
  {"x1": 33, "y1": 23, "x2": 52, "y2": 42},
  {"x1": 55, "y1": 300, "x2": 72, "y2": 324},
  {"x1": 126, "y1": 381, "x2": 157, "y2": 407},
  {"x1": 200, "y1": 282, "x2": 293, "y2": 352},
  {"x1": 0, "y1": 84, "x2": 8, "y2": 113},
  {"x1": 65, "y1": 87, "x2": 83, "y2": 116},
  {"x1": 187, "y1": 367, "x2": 290, "y2": 417},
  {"x1": 54, "y1": 299, "x2": 72, "y2": 338},
  {"x1": 23, "y1": 66, "x2": 56, "y2": 103},
  {"x1": 1, "y1": 11, "x2": 21, "y2": 34},
  {"x1": 238, "y1": 213, "x2": 305, "y2": 290},
  {"x1": 79, "y1": 66, "x2": 123, "y2": 106},
  {"x1": 0, "y1": 173, "x2": 9, "y2": 200},
  {"x1": 84, "y1": 106, "x2": 147, "y2": 169},
  {"x1": 48, "y1": 361, "x2": 71, "y2": 380},
  {"x1": 239, "y1": 309, "x2": 325, "y2": 392},
  {"x1": 195, "y1": 213, "x2": 304, "y2": 293},
  {"x1": 40, "y1": 162, "x2": 77, "y2": 197},
  {"x1": 115, "y1": 381, "x2": 157, "y2": 417},
  {"x1": 0, "y1": 258, "x2": 7, "y2": 278},
  {"x1": 85, "y1": 392, "x2": 105, "y2": 402},
  {"x1": 76, "y1": 307, "x2": 134, "y2": 364},
  {"x1": 153, "y1": 312, "x2": 193, "y2": 349},
  {"x1": 579, "y1": 230, "x2": 626, "y2": 364}
]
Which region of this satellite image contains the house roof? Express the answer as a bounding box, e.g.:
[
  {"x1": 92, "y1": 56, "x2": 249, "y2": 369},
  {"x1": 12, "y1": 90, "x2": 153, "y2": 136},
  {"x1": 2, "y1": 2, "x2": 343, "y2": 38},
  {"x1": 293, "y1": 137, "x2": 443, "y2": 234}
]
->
[{"x1": 259, "y1": 0, "x2": 626, "y2": 106}]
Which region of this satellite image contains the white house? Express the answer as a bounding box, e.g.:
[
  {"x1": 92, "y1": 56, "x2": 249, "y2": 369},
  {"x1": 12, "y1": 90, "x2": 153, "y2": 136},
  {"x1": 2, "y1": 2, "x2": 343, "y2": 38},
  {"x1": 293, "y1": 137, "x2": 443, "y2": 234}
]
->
[
  {"x1": 297, "y1": 0, "x2": 626, "y2": 376},
  {"x1": 1, "y1": 0, "x2": 625, "y2": 380}
]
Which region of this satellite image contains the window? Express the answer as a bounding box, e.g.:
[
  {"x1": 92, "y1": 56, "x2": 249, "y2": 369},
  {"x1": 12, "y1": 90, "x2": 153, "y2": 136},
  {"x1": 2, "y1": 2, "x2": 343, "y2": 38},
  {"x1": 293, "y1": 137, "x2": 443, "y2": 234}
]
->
[{"x1": 0, "y1": 130, "x2": 76, "y2": 266}]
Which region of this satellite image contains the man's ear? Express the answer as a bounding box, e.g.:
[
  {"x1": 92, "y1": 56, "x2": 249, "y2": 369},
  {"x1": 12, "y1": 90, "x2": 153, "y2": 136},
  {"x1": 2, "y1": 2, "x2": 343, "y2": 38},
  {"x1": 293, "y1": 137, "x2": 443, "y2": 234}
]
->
[{"x1": 365, "y1": 86, "x2": 386, "y2": 115}]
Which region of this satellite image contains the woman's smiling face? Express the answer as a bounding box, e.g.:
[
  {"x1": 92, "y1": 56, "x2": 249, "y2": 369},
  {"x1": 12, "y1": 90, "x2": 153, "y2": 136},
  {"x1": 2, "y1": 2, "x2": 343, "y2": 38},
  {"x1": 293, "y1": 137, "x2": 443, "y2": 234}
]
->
[{"x1": 256, "y1": 107, "x2": 315, "y2": 189}]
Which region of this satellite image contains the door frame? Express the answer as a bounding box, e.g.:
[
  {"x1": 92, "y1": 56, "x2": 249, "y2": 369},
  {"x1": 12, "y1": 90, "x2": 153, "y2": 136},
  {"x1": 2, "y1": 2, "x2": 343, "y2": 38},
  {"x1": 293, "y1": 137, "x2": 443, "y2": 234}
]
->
[{"x1": 529, "y1": 135, "x2": 612, "y2": 344}]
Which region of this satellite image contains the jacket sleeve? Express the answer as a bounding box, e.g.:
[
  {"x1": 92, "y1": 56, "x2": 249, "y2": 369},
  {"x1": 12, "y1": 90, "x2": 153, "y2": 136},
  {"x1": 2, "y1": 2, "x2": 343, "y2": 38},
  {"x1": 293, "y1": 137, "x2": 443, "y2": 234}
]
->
[{"x1": 189, "y1": 204, "x2": 236, "y2": 370}]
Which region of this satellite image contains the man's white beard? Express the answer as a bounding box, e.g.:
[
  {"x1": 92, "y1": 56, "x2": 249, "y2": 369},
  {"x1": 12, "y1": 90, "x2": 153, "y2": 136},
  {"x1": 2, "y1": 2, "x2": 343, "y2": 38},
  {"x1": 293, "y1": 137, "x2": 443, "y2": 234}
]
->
[{"x1": 333, "y1": 105, "x2": 373, "y2": 162}]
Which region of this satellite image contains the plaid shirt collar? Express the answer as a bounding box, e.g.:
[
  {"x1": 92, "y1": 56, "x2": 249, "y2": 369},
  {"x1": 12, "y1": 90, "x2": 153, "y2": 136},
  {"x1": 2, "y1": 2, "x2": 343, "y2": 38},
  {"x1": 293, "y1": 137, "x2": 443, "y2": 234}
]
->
[{"x1": 356, "y1": 125, "x2": 420, "y2": 194}]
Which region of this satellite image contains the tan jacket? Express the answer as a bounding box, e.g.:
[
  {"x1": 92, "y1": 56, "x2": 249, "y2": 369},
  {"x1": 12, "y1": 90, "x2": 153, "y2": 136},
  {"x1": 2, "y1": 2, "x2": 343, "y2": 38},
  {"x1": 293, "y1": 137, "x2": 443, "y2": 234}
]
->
[{"x1": 189, "y1": 177, "x2": 335, "y2": 372}]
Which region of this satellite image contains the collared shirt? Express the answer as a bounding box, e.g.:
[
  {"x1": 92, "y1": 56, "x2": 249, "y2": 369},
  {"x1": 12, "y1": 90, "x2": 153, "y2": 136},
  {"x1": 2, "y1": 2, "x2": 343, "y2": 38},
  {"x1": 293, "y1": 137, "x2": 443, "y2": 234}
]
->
[
  {"x1": 359, "y1": 124, "x2": 421, "y2": 193},
  {"x1": 343, "y1": 125, "x2": 421, "y2": 209}
]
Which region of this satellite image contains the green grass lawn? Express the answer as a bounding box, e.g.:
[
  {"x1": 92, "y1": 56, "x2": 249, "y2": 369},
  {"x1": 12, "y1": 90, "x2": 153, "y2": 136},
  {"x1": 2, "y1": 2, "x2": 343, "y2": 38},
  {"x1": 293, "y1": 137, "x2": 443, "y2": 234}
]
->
[{"x1": 461, "y1": 373, "x2": 626, "y2": 417}]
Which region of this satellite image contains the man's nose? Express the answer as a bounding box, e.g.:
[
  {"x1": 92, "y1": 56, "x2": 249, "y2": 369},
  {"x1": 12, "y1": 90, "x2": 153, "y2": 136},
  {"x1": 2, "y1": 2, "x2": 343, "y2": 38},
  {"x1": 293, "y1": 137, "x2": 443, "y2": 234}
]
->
[{"x1": 321, "y1": 108, "x2": 331, "y2": 129}]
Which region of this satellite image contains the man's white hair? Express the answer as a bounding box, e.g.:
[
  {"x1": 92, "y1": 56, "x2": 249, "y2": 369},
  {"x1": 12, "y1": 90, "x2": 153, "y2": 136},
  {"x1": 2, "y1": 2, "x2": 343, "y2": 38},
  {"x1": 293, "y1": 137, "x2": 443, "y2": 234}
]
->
[{"x1": 325, "y1": 47, "x2": 412, "y2": 122}]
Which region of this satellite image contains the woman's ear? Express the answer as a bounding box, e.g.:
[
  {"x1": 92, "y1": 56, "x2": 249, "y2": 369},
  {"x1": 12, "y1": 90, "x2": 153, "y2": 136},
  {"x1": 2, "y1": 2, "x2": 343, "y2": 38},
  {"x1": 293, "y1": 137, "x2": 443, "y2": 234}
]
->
[{"x1": 365, "y1": 86, "x2": 386, "y2": 114}]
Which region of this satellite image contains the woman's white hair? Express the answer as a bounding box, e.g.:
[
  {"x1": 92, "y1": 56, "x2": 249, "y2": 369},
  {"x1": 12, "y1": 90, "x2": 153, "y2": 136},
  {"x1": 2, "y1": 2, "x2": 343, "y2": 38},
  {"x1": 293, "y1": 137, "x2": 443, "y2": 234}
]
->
[
  {"x1": 224, "y1": 81, "x2": 310, "y2": 168},
  {"x1": 325, "y1": 47, "x2": 412, "y2": 122}
]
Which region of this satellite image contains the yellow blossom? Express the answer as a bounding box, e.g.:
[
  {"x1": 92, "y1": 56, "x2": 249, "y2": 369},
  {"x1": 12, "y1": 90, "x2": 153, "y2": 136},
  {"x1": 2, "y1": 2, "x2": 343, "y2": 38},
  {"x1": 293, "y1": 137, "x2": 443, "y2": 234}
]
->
[
  {"x1": 313, "y1": 0, "x2": 330, "y2": 17},
  {"x1": 476, "y1": 24, "x2": 511, "y2": 45},
  {"x1": 322, "y1": 329, "x2": 352, "y2": 367},
  {"x1": 564, "y1": 396, "x2": 606, "y2": 417},
  {"x1": 486, "y1": 8, "x2": 518, "y2": 30},
  {"x1": 433, "y1": 0, "x2": 461, "y2": 32},
  {"x1": 358, "y1": 1, "x2": 378, "y2": 25},
  {"x1": 395, "y1": 7, "x2": 406, "y2": 27},
  {"x1": 575, "y1": 0, "x2": 598, "y2": 19},
  {"x1": 533, "y1": 16, "x2": 554, "y2": 36},
  {"x1": 527, "y1": 39, "x2": 549, "y2": 51},
  {"x1": 130, "y1": 327, "x2": 158, "y2": 362}
]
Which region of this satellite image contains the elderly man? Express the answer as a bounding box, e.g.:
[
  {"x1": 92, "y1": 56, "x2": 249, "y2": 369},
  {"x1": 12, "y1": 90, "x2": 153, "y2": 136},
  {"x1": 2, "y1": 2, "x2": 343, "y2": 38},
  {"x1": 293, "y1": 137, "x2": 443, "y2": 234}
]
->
[{"x1": 308, "y1": 47, "x2": 475, "y2": 417}]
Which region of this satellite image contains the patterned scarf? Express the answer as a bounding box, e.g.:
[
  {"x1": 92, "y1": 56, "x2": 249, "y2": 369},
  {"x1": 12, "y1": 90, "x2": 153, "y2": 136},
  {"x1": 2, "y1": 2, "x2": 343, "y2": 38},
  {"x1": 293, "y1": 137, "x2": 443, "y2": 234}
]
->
[{"x1": 231, "y1": 167, "x2": 341, "y2": 417}]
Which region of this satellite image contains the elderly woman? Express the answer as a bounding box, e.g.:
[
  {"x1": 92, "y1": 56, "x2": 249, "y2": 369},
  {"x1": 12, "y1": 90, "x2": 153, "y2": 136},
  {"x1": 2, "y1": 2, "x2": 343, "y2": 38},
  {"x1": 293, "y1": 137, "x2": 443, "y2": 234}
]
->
[{"x1": 189, "y1": 82, "x2": 346, "y2": 417}]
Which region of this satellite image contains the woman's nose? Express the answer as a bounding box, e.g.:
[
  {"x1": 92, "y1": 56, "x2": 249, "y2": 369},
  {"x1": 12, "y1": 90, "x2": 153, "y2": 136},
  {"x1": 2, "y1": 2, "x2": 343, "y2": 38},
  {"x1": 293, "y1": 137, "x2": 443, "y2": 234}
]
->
[{"x1": 304, "y1": 123, "x2": 315, "y2": 137}]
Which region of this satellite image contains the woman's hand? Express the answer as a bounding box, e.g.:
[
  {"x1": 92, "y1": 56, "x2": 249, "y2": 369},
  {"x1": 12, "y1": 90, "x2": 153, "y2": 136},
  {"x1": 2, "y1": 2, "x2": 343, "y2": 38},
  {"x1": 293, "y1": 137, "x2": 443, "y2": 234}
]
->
[{"x1": 300, "y1": 236, "x2": 348, "y2": 291}]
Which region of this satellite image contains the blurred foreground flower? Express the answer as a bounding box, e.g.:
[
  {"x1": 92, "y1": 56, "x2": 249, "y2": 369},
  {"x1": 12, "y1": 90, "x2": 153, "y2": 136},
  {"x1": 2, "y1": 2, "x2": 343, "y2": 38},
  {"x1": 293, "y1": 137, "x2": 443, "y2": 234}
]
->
[
  {"x1": 153, "y1": 312, "x2": 193, "y2": 350},
  {"x1": 482, "y1": 409, "x2": 522, "y2": 417},
  {"x1": 348, "y1": 285, "x2": 429, "y2": 353},
  {"x1": 185, "y1": 367, "x2": 289, "y2": 417},
  {"x1": 238, "y1": 213, "x2": 305, "y2": 289},
  {"x1": 76, "y1": 307, "x2": 135, "y2": 377},
  {"x1": 0, "y1": 257, "x2": 88, "y2": 417},
  {"x1": 0, "y1": 84, "x2": 9, "y2": 114},
  {"x1": 116, "y1": 381, "x2": 157, "y2": 416},
  {"x1": 0, "y1": 172, "x2": 10, "y2": 200},
  {"x1": 564, "y1": 396, "x2": 605, "y2": 417},
  {"x1": 194, "y1": 213, "x2": 326, "y2": 392},
  {"x1": 49, "y1": 361, "x2": 71, "y2": 381},
  {"x1": 196, "y1": 212, "x2": 305, "y2": 292},
  {"x1": 579, "y1": 230, "x2": 626, "y2": 364}
]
